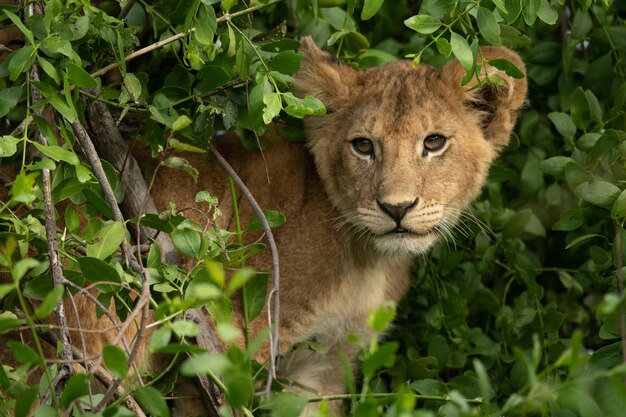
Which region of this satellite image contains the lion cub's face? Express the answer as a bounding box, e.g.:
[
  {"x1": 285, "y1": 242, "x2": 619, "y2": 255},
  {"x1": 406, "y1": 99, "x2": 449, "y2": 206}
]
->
[{"x1": 295, "y1": 38, "x2": 527, "y2": 255}]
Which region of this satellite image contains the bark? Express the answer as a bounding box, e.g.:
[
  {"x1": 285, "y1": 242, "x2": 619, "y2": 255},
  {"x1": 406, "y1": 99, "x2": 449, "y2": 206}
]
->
[{"x1": 84, "y1": 98, "x2": 180, "y2": 265}]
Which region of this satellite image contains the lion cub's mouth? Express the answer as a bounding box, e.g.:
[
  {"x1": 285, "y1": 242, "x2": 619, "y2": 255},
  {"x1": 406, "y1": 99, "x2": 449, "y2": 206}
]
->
[{"x1": 386, "y1": 226, "x2": 436, "y2": 237}]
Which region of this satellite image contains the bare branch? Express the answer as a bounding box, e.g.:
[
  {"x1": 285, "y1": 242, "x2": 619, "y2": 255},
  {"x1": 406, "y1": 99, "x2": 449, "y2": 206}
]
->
[{"x1": 210, "y1": 147, "x2": 280, "y2": 398}]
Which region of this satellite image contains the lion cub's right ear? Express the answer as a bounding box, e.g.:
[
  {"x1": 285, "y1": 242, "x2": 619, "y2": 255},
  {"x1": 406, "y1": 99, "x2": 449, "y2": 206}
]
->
[{"x1": 293, "y1": 36, "x2": 357, "y2": 111}]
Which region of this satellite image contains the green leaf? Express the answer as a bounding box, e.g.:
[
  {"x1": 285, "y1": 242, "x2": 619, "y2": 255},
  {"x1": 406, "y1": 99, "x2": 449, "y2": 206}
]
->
[
  {"x1": 149, "y1": 327, "x2": 172, "y2": 353},
  {"x1": 172, "y1": 115, "x2": 193, "y2": 132},
  {"x1": 362, "y1": 341, "x2": 398, "y2": 376},
  {"x1": 10, "y1": 170, "x2": 39, "y2": 204},
  {"x1": 161, "y1": 156, "x2": 199, "y2": 183},
  {"x1": 523, "y1": 0, "x2": 541, "y2": 25},
  {"x1": 411, "y1": 379, "x2": 448, "y2": 395},
  {"x1": 571, "y1": 88, "x2": 590, "y2": 130},
  {"x1": 12, "y1": 258, "x2": 39, "y2": 282},
  {"x1": 16, "y1": 387, "x2": 38, "y2": 417},
  {"x1": 0, "y1": 86, "x2": 23, "y2": 118},
  {"x1": 539, "y1": 156, "x2": 575, "y2": 176},
  {"x1": 537, "y1": 0, "x2": 558, "y2": 24},
  {"x1": 195, "y1": 4, "x2": 217, "y2": 46},
  {"x1": 3, "y1": 10, "x2": 34, "y2": 44},
  {"x1": 170, "y1": 320, "x2": 200, "y2": 337},
  {"x1": 552, "y1": 210, "x2": 585, "y2": 231},
  {"x1": 565, "y1": 233, "x2": 604, "y2": 250},
  {"x1": 436, "y1": 38, "x2": 452, "y2": 57},
  {"x1": 367, "y1": 301, "x2": 396, "y2": 332},
  {"x1": 245, "y1": 273, "x2": 268, "y2": 322},
  {"x1": 575, "y1": 181, "x2": 621, "y2": 209},
  {"x1": 86, "y1": 221, "x2": 125, "y2": 260},
  {"x1": 103, "y1": 345, "x2": 128, "y2": 379},
  {"x1": 488, "y1": 59, "x2": 524, "y2": 79},
  {"x1": 450, "y1": 32, "x2": 473, "y2": 71},
  {"x1": 7, "y1": 45, "x2": 35, "y2": 81},
  {"x1": 180, "y1": 352, "x2": 230, "y2": 376},
  {"x1": 262, "y1": 92, "x2": 282, "y2": 124},
  {"x1": 60, "y1": 373, "x2": 90, "y2": 406},
  {"x1": 547, "y1": 112, "x2": 576, "y2": 139},
  {"x1": 0, "y1": 135, "x2": 21, "y2": 157},
  {"x1": 120, "y1": 73, "x2": 142, "y2": 104},
  {"x1": 7, "y1": 341, "x2": 41, "y2": 367},
  {"x1": 33, "y1": 405, "x2": 56, "y2": 417},
  {"x1": 269, "y1": 50, "x2": 303, "y2": 75},
  {"x1": 37, "y1": 56, "x2": 62, "y2": 85},
  {"x1": 283, "y1": 93, "x2": 326, "y2": 118},
  {"x1": 172, "y1": 227, "x2": 202, "y2": 257},
  {"x1": 361, "y1": 0, "x2": 384, "y2": 20},
  {"x1": 476, "y1": 7, "x2": 501, "y2": 45},
  {"x1": 33, "y1": 143, "x2": 79, "y2": 165},
  {"x1": 135, "y1": 386, "x2": 170, "y2": 417},
  {"x1": 247, "y1": 209, "x2": 286, "y2": 231},
  {"x1": 34, "y1": 285, "x2": 64, "y2": 319},
  {"x1": 611, "y1": 189, "x2": 626, "y2": 218},
  {"x1": 66, "y1": 62, "x2": 98, "y2": 88},
  {"x1": 78, "y1": 257, "x2": 121, "y2": 284},
  {"x1": 404, "y1": 15, "x2": 442, "y2": 35}
]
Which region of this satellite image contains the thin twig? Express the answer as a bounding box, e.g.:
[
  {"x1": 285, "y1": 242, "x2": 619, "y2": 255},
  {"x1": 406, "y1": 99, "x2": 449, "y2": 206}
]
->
[
  {"x1": 210, "y1": 146, "x2": 280, "y2": 398},
  {"x1": 615, "y1": 221, "x2": 626, "y2": 370},
  {"x1": 71, "y1": 121, "x2": 137, "y2": 269},
  {"x1": 90, "y1": 0, "x2": 283, "y2": 79},
  {"x1": 27, "y1": 2, "x2": 74, "y2": 396}
]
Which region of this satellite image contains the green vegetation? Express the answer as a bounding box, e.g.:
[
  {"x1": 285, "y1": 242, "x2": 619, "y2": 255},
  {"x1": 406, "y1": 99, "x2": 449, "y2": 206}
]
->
[{"x1": 1, "y1": 0, "x2": 626, "y2": 416}]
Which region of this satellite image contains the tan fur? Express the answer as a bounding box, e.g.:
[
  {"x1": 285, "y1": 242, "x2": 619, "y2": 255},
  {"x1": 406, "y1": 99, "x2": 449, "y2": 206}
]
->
[
  {"x1": 148, "y1": 38, "x2": 527, "y2": 414},
  {"x1": 1, "y1": 37, "x2": 526, "y2": 415}
]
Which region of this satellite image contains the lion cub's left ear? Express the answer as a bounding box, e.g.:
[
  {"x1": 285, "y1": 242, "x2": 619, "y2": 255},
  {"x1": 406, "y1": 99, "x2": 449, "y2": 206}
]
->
[
  {"x1": 292, "y1": 36, "x2": 357, "y2": 111},
  {"x1": 443, "y1": 47, "x2": 527, "y2": 151}
]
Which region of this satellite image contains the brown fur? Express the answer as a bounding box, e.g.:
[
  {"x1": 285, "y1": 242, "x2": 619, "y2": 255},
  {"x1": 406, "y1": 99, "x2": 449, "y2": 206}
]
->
[{"x1": 1, "y1": 37, "x2": 526, "y2": 415}]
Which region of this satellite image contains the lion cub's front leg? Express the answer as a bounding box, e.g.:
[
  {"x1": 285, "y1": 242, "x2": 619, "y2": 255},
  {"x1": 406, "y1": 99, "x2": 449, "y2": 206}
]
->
[{"x1": 278, "y1": 323, "x2": 370, "y2": 417}]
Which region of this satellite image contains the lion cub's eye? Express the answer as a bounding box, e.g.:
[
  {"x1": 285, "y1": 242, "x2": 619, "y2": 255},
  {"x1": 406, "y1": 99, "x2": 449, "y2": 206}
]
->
[
  {"x1": 423, "y1": 134, "x2": 447, "y2": 153},
  {"x1": 351, "y1": 138, "x2": 374, "y2": 157}
]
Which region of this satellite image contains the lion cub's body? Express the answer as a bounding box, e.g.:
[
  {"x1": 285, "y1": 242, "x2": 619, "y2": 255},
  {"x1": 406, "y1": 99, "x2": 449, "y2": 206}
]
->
[{"x1": 151, "y1": 38, "x2": 527, "y2": 412}]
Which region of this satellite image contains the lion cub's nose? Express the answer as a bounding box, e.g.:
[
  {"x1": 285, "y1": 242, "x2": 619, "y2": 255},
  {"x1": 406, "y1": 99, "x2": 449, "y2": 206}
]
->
[{"x1": 377, "y1": 198, "x2": 419, "y2": 224}]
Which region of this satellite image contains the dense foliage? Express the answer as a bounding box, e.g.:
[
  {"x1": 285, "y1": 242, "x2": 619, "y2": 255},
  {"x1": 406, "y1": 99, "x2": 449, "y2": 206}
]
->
[{"x1": 1, "y1": 0, "x2": 625, "y2": 416}]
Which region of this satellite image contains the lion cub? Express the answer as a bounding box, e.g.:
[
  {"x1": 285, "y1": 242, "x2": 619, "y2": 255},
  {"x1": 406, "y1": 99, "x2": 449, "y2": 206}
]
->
[{"x1": 151, "y1": 37, "x2": 527, "y2": 412}]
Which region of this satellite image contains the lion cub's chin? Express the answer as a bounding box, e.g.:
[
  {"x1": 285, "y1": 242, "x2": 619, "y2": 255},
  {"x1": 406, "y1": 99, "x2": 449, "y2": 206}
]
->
[{"x1": 372, "y1": 232, "x2": 439, "y2": 255}]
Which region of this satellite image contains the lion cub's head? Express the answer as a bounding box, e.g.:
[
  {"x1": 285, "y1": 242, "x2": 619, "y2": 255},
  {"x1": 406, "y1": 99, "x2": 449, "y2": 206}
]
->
[{"x1": 294, "y1": 37, "x2": 527, "y2": 255}]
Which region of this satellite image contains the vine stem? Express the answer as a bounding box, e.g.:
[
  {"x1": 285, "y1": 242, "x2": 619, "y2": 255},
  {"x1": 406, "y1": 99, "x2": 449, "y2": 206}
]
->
[
  {"x1": 307, "y1": 393, "x2": 484, "y2": 404},
  {"x1": 90, "y1": 0, "x2": 283, "y2": 79},
  {"x1": 210, "y1": 147, "x2": 280, "y2": 399},
  {"x1": 615, "y1": 221, "x2": 626, "y2": 369}
]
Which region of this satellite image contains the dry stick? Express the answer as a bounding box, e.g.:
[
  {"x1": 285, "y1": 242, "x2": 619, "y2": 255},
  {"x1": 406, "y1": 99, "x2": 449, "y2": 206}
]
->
[
  {"x1": 210, "y1": 147, "x2": 280, "y2": 398},
  {"x1": 615, "y1": 221, "x2": 626, "y2": 369},
  {"x1": 90, "y1": 0, "x2": 283, "y2": 79},
  {"x1": 71, "y1": 121, "x2": 137, "y2": 269},
  {"x1": 28, "y1": 52, "x2": 74, "y2": 400}
]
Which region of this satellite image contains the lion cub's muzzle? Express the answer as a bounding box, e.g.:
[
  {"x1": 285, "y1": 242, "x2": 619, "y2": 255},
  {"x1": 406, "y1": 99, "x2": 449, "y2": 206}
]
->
[{"x1": 376, "y1": 197, "x2": 419, "y2": 226}]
